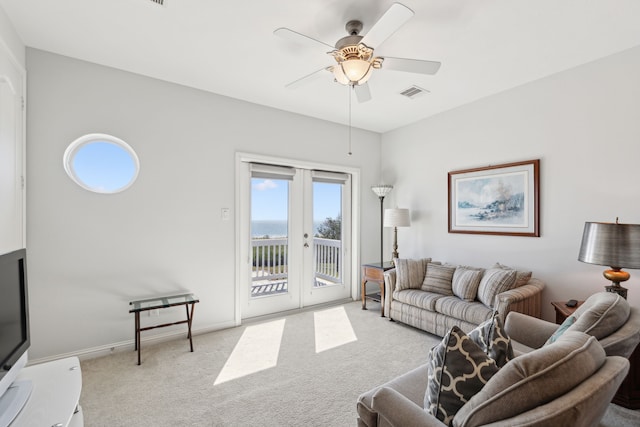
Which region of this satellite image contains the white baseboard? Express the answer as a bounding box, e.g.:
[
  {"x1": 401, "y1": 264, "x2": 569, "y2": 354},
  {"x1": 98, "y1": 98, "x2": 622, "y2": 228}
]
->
[{"x1": 28, "y1": 320, "x2": 237, "y2": 365}]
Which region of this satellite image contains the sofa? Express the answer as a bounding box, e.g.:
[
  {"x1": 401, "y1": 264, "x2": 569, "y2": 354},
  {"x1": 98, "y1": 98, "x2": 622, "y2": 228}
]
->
[
  {"x1": 383, "y1": 258, "x2": 545, "y2": 336},
  {"x1": 357, "y1": 292, "x2": 639, "y2": 426}
]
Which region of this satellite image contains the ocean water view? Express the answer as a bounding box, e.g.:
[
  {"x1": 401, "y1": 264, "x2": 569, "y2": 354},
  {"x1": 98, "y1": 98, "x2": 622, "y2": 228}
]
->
[{"x1": 252, "y1": 220, "x2": 323, "y2": 238}]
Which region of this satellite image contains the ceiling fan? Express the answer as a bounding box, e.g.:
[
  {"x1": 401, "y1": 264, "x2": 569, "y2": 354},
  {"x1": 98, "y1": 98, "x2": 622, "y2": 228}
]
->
[{"x1": 274, "y1": 2, "x2": 441, "y2": 103}]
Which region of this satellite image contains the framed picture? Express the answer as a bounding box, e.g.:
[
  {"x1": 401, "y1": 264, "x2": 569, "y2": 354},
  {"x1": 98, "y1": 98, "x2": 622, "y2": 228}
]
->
[{"x1": 448, "y1": 159, "x2": 540, "y2": 237}]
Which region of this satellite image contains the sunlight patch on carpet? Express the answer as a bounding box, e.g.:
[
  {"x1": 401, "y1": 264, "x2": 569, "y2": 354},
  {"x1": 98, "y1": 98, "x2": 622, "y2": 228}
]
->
[
  {"x1": 214, "y1": 319, "x2": 285, "y2": 385},
  {"x1": 314, "y1": 306, "x2": 357, "y2": 353}
]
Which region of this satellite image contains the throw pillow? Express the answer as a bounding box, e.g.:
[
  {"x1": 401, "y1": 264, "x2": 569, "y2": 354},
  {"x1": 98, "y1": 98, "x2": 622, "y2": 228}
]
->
[
  {"x1": 394, "y1": 258, "x2": 430, "y2": 291},
  {"x1": 493, "y1": 262, "x2": 532, "y2": 287},
  {"x1": 544, "y1": 315, "x2": 576, "y2": 346},
  {"x1": 452, "y1": 267, "x2": 484, "y2": 301},
  {"x1": 421, "y1": 263, "x2": 456, "y2": 295},
  {"x1": 477, "y1": 268, "x2": 517, "y2": 308},
  {"x1": 468, "y1": 311, "x2": 514, "y2": 368},
  {"x1": 424, "y1": 326, "x2": 500, "y2": 426}
]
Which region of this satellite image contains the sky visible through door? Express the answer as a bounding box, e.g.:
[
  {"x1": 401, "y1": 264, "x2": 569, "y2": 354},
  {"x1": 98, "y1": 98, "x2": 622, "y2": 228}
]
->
[{"x1": 251, "y1": 178, "x2": 341, "y2": 238}]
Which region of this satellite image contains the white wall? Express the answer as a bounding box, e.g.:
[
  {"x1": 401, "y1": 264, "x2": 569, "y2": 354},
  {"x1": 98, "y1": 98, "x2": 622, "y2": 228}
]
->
[
  {"x1": 25, "y1": 49, "x2": 382, "y2": 360},
  {"x1": 0, "y1": 5, "x2": 24, "y2": 67},
  {"x1": 381, "y1": 45, "x2": 640, "y2": 321}
]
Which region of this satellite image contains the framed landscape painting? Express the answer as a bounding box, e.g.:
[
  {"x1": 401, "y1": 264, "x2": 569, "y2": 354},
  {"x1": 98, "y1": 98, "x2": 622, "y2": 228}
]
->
[{"x1": 448, "y1": 159, "x2": 540, "y2": 237}]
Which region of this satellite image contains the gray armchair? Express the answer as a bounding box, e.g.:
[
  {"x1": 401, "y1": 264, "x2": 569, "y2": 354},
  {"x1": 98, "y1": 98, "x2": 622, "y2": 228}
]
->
[
  {"x1": 357, "y1": 332, "x2": 629, "y2": 427},
  {"x1": 505, "y1": 292, "x2": 640, "y2": 358},
  {"x1": 357, "y1": 291, "x2": 639, "y2": 427}
]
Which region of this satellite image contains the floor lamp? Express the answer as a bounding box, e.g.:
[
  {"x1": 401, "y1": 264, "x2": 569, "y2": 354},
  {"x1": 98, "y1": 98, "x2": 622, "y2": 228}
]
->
[{"x1": 371, "y1": 185, "x2": 393, "y2": 266}]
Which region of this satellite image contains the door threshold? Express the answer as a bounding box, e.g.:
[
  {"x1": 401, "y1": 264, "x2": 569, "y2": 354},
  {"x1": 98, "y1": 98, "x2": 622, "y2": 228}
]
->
[{"x1": 241, "y1": 298, "x2": 354, "y2": 325}]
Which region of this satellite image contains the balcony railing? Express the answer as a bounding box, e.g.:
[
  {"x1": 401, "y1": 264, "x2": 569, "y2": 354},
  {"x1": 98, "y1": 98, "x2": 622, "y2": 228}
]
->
[{"x1": 251, "y1": 237, "x2": 342, "y2": 296}]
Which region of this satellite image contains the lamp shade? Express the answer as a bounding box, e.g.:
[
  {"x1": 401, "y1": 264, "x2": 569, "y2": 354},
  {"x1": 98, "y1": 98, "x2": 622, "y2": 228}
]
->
[
  {"x1": 578, "y1": 221, "x2": 640, "y2": 269},
  {"x1": 341, "y1": 59, "x2": 372, "y2": 83},
  {"x1": 371, "y1": 184, "x2": 393, "y2": 198},
  {"x1": 384, "y1": 208, "x2": 410, "y2": 228},
  {"x1": 331, "y1": 65, "x2": 350, "y2": 85}
]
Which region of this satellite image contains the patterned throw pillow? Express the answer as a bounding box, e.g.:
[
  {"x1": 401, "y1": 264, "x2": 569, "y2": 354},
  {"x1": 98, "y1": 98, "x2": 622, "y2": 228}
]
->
[
  {"x1": 544, "y1": 315, "x2": 576, "y2": 346},
  {"x1": 424, "y1": 326, "x2": 500, "y2": 426},
  {"x1": 468, "y1": 311, "x2": 514, "y2": 368},
  {"x1": 477, "y1": 268, "x2": 517, "y2": 308},
  {"x1": 421, "y1": 263, "x2": 456, "y2": 295},
  {"x1": 394, "y1": 258, "x2": 430, "y2": 291},
  {"x1": 493, "y1": 262, "x2": 532, "y2": 287},
  {"x1": 452, "y1": 267, "x2": 484, "y2": 301}
]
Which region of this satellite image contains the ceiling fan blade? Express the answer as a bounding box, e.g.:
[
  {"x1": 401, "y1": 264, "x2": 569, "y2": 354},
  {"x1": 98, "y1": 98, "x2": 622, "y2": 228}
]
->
[
  {"x1": 274, "y1": 27, "x2": 334, "y2": 51},
  {"x1": 383, "y1": 57, "x2": 441, "y2": 75},
  {"x1": 354, "y1": 83, "x2": 372, "y2": 103},
  {"x1": 285, "y1": 67, "x2": 332, "y2": 89},
  {"x1": 360, "y1": 3, "x2": 414, "y2": 49}
]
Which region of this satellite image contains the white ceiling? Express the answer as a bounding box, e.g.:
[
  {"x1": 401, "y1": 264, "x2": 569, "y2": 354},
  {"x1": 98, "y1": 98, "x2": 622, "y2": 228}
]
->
[{"x1": 2, "y1": 0, "x2": 640, "y2": 133}]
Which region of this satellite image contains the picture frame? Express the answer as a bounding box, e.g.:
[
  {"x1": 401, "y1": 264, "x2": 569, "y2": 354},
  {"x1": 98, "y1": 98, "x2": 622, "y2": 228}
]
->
[{"x1": 448, "y1": 159, "x2": 540, "y2": 237}]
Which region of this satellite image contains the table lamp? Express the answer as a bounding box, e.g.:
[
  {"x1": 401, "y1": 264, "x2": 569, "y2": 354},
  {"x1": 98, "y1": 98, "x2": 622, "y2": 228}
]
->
[
  {"x1": 578, "y1": 218, "x2": 640, "y2": 299},
  {"x1": 384, "y1": 208, "x2": 411, "y2": 260}
]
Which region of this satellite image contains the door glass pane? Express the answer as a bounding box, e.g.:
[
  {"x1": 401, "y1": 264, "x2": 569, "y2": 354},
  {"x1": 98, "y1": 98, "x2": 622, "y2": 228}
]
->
[
  {"x1": 313, "y1": 182, "x2": 342, "y2": 288},
  {"x1": 251, "y1": 177, "x2": 289, "y2": 298}
]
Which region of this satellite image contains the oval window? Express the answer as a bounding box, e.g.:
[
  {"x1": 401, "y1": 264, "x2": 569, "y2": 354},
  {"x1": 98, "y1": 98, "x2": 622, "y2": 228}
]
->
[{"x1": 63, "y1": 134, "x2": 140, "y2": 194}]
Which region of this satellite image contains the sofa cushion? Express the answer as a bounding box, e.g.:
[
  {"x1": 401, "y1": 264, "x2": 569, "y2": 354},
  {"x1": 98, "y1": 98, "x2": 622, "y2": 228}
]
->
[
  {"x1": 492, "y1": 262, "x2": 532, "y2": 288},
  {"x1": 567, "y1": 292, "x2": 630, "y2": 339},
  {"x1": 477, "y1": 268, "x2": 517, "y2": 308},
  {"x1": 394, "y1": 258, "x2": 431, "y2": 291},
  {"x1": 453, "y1": 331, "x2": 606, "y2": 427},
  {"x1": 393, "y1": 289, "x2": 444, "y2": 311},
  {"x1": 544, "y1": 315, "x2": 576, "y2": 346},
  {"x1": 452, "y1": 267, "x2": 484, "y2": 302},
  {"x1": 468, "y1": 311, "x2": 514, "y2": 368},
  {"x1": 424, "y1": 326, "x2": 499, "y2": 426},
  {"x1": 421, "y1": 263, "x2": 456, "y2": 295},
  {"x1": 434, "y1": 297, "x2": 493, "y2": 326}
]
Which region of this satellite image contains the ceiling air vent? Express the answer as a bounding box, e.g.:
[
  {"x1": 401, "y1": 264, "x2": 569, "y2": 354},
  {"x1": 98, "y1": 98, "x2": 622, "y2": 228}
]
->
[
  {"x1": 399, "y1": 85, "x2": 430, "y2": 99},
  {"x1": 149, "y1": 0, "x2": 165, "y2": 5}
]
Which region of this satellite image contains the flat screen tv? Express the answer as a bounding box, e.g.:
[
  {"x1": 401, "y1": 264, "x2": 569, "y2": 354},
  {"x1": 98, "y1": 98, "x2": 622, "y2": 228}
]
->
[{"x1": 0, "y1": 248, "x2": 31, "y2": 426}]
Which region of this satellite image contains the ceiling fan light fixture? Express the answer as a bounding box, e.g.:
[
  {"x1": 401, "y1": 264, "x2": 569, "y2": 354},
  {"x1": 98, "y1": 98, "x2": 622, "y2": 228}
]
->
[
  {"x1": 331, "y1": 65, "x2": 350, "y2": 85},
  {"x1": 330, "y1": 43, "x2": 383, "y2": 86},
  {"x1": 341, "y1": 59, "x2": 372, "y2": 84}
]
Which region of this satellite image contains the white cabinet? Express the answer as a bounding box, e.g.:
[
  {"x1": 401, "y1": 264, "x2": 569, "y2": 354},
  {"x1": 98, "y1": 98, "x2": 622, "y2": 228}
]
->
[{"x1": 11, "y1": 357, "x2": 83, "y2": 427}]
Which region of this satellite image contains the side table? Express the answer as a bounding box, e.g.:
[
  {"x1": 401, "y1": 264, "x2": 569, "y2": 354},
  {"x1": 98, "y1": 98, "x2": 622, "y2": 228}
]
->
[
  {"x1": 361, "y1": 261, "x2": 395, "y2": 317},
  {"x1": 614, "y1": 341, "x2": 640, "y2": 409},
  {"x1": 551, "y1": 300, "x2": 640, "y2": 409},
  {"x1": 550, "y1": 300, "x2": 583, "y2": 324}
]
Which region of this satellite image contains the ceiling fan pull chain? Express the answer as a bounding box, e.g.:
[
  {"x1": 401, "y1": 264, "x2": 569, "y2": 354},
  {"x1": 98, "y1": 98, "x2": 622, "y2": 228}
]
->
[{"x1": 348, "y1": 84, "x2": 353, "y2": 156}]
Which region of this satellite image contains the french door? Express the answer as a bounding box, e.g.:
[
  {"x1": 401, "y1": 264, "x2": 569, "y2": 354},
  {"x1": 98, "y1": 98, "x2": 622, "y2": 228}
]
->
[{"x1": 238, "y1": 160, "x2": 352, "y2": 319}]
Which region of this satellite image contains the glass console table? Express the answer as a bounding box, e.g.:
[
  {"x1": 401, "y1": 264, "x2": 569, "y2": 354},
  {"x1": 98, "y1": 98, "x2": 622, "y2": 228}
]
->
[{"x1": 129, "y1": 293, "x2": 199, "y2": 365}]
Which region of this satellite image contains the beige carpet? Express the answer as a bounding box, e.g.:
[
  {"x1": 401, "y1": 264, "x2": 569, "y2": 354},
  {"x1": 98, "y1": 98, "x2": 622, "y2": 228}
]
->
[{"x1": 79, "y1": 301, "x2": 640, "y2": 426}]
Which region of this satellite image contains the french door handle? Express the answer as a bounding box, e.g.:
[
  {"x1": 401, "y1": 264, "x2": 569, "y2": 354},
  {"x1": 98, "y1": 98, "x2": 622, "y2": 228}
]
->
[{"x1": 304, "y1": 243, "x2": 309, "y2": 248}]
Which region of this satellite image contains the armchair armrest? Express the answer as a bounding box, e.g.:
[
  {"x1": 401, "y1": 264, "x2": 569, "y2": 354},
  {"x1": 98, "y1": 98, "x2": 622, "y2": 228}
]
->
[
  {"x1": 383, "y1": 269, "x2": 396, "y2": 318},
  {"x1": 504, "y1": 311, "x2": 559, "y2": 349},
  {"x1": 494, "y1": 278, "x2": 545, "y2": 322},
  {"x1": 598, "y1": 307, "x2": 640, "y2": 357},
  {"x1": 372, "y1": 387, "x2": 444, "y2": 427}
]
